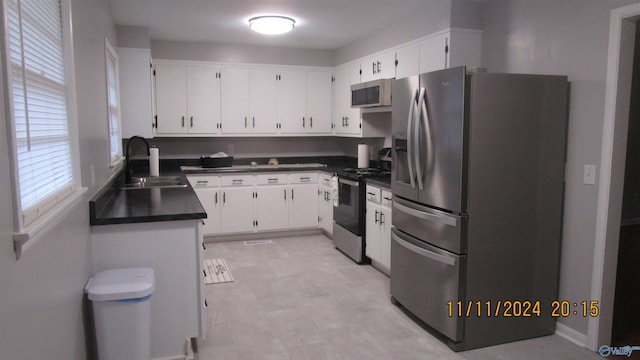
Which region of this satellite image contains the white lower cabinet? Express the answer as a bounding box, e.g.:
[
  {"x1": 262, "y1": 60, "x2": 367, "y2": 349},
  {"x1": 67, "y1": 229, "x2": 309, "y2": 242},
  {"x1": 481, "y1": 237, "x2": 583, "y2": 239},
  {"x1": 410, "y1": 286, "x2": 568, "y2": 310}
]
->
[
  {"x1": 318, "y1": 173, "x2": 334, "y2": 234},
  {"x1": 365, "y1": 185, "x2": 392, "y2": 274},
  {"x1": 190, "y1": 172, "x2": 323, "y2": 236},
  {"x1": 220, "y1": 186, "x2": 256, "y2": 234},
  {"x1": 91, "y1": 220, "x2": 205, "y2": 359}
]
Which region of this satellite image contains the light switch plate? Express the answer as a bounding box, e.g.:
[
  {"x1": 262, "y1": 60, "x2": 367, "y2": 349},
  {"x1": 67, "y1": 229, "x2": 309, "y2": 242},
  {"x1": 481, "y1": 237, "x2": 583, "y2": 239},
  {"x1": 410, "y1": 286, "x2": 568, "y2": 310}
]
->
[{"x1": 583, "y1": 164, "x2": 596, "y2": 185}]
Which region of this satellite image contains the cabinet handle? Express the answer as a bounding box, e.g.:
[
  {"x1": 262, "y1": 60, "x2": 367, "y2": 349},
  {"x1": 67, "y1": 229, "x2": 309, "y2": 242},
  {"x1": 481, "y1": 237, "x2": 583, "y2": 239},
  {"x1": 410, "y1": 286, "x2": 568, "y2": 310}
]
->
[
  {"x1": 284, "y1": 188, "x2": 287, "y2": 200},
  {"x1": 377, "y1": 61, "x2": 381, "y2": 74},
  {"x1": 197, "y1": 180, "x2": 209, "y2": 185},
  {"x1": 372, "y1": 62, "x2": 376, "y2": 75},
  {"x1": 367, "y1": 191, "x2": 375, "y2": 196},
  {"x1": 203, "y1": 270, "x2": 207, "y2": 277},
  {"x1": 383, "y1": 197, "x2": 392, "y2": 201},
  {"x1": 253, "y1": 116, "x2": 255, "y2": 128},
  {"x1": 232, "y1": 179, "x2": 243, "y2": 184},
  {"x1": 300, "y1": 176, "x2": 310, "y2": 182},
  {"x1": 202, "y1": 242, "x2": 206, "y2": 250},
  {"x1": 310, "y1": 117, "x2": 313, "y2": 128},
  {"x1": 291, "y1": 189, "x2": 294, "y2": 200},
  {"x1": 181, "y1": 116, "x2": 185, "y2": 127},
  {"x1": 302, "y1": 117, "x2": 305, "y2": 128},
  {"x1": 345, "y1": 117, "x2": 349, "y2": 127},
  {"x1": 380, "y1": 212, "x2": 385, "y2": 225},
  {"x1": 268, "y1": 178, "x2": 279, "y2": 183},
  {"x1": 215, "y1": 192, "x2": 218, "y2": 204},
  {"x1": 244, "y1": 116, "x2": 247, "y2": 128},
  {"x1": 223, "y1": 192, "x2": 226, "y2": 204},
  {"x1": 190, "y1": 116, "x2": 193, "y2": 128}
]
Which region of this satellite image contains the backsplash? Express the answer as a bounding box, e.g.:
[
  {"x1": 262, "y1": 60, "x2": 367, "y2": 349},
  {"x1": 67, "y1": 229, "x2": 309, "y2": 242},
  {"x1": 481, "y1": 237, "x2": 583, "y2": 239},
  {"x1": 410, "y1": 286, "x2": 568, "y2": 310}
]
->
[{"x1": 126, "y1": 136, "x2": 386, "y2": 160}]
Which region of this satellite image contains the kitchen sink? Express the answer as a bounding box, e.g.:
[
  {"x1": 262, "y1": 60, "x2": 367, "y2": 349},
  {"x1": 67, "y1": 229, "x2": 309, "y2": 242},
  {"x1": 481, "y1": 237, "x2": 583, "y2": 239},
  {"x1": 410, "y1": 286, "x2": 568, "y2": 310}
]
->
[{"x1": 122, "y1": 176, "x2": 188, "y2": 189}]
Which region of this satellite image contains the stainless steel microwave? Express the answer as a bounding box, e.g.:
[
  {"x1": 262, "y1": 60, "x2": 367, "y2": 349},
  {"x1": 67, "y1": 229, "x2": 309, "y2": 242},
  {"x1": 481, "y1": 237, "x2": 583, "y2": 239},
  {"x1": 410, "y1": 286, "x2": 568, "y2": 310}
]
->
[{"x1": 351, "y1": 78, "x2": 392, "y2": 108}]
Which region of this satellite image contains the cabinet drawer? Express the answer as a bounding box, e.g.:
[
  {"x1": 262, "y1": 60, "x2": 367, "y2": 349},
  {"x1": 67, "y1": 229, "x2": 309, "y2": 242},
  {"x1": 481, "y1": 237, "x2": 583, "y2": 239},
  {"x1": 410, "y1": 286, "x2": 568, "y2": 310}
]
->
[
  {"x1": 366, "y1": 185, "x2": 381, "y2": 203},
  {"x1": 319, "y1": 173, "x2": 333, "y2": 188},
  {"x1": 188, "y1": 175, "x2": 220, "y2": 188},
  {"x1": 381, "y1": 190, "x2": 393, "y2": 208},
  {"x1": 221, "y1": 175, "x2": 255, "y2": 187},
  {"x1": 289, "y1": 172, "x2": 318, "y2": 184},
  {"x1": 256, "y1": 173, "x2": 288, "y2": 186}
]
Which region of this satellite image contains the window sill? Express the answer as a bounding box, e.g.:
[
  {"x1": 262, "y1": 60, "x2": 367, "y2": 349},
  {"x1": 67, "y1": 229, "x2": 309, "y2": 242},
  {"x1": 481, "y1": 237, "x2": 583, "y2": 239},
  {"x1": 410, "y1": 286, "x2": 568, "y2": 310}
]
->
[{"x1": 13, "y1": 187, "x2": 88, "y2": 260}]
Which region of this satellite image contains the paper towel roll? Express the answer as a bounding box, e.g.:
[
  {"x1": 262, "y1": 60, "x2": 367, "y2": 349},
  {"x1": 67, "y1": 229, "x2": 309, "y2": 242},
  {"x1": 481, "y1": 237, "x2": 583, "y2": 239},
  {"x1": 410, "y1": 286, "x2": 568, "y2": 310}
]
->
[
  {"x1": 357, "y1": 144, "x2": 370, "y2": 168},
  {"x1": 149, "y1": 146, "x2": 159, "y2": 177}
]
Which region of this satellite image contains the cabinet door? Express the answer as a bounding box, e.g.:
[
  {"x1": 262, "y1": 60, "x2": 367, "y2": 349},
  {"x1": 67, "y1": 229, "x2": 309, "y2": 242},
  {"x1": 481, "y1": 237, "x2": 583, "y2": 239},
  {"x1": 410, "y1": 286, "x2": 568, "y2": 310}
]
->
[
  {"x1": 155, "y1": 63, "x2": 188, "y2": 134},
  {"x1": 361, "y1": 51, "x2": 396, "y2": 82},
  {"x1": 250, "y1": 68, "x2": 278, "y2": 134},
  {"x1": 365, "y1": 202, "x2": 381, "y2": 261},
  {"x1": 306, "y1": 71, "x2": 333, "y2": 134},
  {"x1": 379, "y1": 206, "x2": 392, "y2": 272},
  {"x1": 278, "y1": 70, "x2": 307, "y2": 134},
  {"x1": 419, "y1": 33, "x2": 448, "y2": 74},
  {"x1": 193, "y1": 187, "x2": 221, "y2": 235},
  {"x1": 220, "y1": 67, "x2": 250, "y2": 134},
  {"x1": 288, "y1": 185, "x2": 318, "y2": 228},
  {"x1": 333, "y1": 63, "x2": 361, "y2": 135},
  {"x1": 187, "y1": 65, "x2": 220, "y2": 134},
  {"x1": 220, "y1": 188, "x2": 255, "y2": 233},
  {"x1": 395, "y1": 43, "x2": 420, "y2": 79},
  {"x1": 117, "y1": 48, "x2": 153, "y2": 138},
  {"x1": 319, "y1": 188, "x2": 334, "y2": 234},
  {"x1": 256, "y1": 186, "x2": 288, "y2": 231}
]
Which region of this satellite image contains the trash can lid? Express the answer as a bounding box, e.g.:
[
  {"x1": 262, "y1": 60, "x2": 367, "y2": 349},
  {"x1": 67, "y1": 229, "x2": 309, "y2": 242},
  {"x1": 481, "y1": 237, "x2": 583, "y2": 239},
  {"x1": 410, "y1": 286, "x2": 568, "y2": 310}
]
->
[{"x1": 86, "y1": 267, "x2": 155, "y2": 301}]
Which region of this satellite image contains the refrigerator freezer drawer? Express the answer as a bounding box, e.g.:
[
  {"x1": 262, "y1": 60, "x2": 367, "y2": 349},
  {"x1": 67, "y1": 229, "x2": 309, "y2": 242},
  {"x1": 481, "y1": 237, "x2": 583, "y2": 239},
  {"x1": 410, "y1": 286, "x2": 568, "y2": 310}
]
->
[
  {"x1": 390, "y1": 228, "x2": 465, "y2": 342},
  {"x1": 392, "y1": 197, "x2": 467, "y2": 254}
]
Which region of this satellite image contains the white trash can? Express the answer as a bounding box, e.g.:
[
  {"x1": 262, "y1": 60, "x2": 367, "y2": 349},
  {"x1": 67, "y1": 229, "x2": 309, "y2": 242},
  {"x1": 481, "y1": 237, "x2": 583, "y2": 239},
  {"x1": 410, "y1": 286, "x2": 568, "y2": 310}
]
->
[{"x1": 86, "y1": 268, "x2": 155, "y2": 360}]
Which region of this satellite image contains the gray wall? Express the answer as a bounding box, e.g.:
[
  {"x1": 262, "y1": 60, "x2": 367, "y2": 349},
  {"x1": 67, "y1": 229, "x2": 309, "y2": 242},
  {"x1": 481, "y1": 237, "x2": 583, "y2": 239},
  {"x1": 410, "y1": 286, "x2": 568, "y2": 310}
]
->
[
  {"x1": 481, "y1": 0, "x2": 638, "y2": 336},
  {"x1": 116, "y1": 25, "x2": 150, "y2": 49},
  {"x1": 151, "y1": 40, "x2": 334, "y2": 67},
  {"x1": 0, "y1": 0, "x2": 117, "y2": 358}
]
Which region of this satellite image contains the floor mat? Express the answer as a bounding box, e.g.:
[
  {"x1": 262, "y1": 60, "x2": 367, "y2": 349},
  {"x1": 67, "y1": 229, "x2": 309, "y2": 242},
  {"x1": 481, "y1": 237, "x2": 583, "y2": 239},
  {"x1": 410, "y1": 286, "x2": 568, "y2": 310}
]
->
[{"x1": 204, "y1": 258, "x2": 234, "y2": 284}]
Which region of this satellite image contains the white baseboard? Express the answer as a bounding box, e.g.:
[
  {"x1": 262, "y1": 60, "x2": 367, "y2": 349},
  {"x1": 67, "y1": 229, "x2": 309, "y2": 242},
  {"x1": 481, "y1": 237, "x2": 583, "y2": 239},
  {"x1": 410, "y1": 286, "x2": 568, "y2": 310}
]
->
[{"x1": 556, "y1": 322, "x2": 588, "y2": 348}]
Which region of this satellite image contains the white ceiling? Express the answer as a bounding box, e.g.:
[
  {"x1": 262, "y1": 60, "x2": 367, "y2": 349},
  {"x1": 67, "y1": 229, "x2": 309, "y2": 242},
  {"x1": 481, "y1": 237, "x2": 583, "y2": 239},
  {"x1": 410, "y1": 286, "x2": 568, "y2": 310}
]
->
[{"x1": 107, "y1": 0, "x2": 433, "y2": 50}]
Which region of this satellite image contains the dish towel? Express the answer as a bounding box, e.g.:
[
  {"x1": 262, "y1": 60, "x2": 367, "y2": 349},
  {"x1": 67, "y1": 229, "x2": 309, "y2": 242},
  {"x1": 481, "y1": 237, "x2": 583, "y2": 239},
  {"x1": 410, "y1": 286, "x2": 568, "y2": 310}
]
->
[{"x1": 331, "y1": 175, "x2": 339, "y2": 207}]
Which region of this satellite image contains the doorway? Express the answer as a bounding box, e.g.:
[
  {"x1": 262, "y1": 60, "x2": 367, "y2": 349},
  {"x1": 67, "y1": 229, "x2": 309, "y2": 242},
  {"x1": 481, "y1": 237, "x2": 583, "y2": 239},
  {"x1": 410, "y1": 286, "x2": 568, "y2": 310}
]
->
[{"x1": 611, "y1": 19, "x2": 640, "y2": 348}]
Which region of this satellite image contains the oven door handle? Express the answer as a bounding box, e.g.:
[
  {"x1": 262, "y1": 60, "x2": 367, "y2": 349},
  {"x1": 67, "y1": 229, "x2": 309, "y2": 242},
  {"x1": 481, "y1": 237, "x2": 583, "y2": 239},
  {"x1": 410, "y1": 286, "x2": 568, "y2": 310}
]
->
[
  {"x1": 338, "y1": 178, "x2": 359, "y2": 187},
  {"x1": 392, "y1": 230, "x2": 456, "y2": 266}
]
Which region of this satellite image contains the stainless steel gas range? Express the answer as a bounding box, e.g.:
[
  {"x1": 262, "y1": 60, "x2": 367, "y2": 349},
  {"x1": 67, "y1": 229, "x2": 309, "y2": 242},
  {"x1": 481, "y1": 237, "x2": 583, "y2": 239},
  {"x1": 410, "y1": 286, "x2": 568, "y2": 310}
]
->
[{"x1": 333, "y1": 167, "x2": 390, "y2": 263}]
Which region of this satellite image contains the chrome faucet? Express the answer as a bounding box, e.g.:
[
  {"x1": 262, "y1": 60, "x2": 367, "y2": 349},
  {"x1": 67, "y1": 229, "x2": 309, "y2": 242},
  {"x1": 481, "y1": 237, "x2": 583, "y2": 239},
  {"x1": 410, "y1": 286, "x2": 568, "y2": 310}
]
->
[{"x1": 124, "y1": 136, "x2": 151, "y2": 184}]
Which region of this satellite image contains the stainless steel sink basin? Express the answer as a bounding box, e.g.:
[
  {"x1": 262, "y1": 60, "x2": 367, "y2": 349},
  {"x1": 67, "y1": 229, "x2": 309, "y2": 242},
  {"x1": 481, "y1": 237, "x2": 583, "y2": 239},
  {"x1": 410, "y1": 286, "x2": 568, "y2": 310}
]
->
[{"x1": 122, "y1": 176, "x2": 188, "y2": 189}]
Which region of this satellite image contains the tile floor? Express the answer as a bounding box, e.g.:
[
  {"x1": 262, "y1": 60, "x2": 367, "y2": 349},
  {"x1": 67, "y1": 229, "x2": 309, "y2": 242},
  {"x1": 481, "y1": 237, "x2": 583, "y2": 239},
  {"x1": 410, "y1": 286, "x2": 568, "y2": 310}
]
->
[{"x1": 198, "y1": 235, "x2": 601, "y2": 360}]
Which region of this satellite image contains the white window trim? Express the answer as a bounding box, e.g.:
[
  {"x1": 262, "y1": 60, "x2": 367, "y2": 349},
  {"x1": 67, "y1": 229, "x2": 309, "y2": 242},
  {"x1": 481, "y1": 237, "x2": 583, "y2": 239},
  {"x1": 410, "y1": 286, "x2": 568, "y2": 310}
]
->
[
  {"x1": 1, "y1": 0, "x2": 86, "y2": 260},
  {"x1": 105, "y1": 37, "x2": 123, "y2": 168}
]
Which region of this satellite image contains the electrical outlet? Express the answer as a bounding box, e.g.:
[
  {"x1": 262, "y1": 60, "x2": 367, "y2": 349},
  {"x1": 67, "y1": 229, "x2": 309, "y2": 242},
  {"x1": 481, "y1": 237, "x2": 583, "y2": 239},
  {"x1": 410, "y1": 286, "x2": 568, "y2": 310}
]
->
[{"x1": 583, "y1": 164, "x2": 596, "y2": 185}]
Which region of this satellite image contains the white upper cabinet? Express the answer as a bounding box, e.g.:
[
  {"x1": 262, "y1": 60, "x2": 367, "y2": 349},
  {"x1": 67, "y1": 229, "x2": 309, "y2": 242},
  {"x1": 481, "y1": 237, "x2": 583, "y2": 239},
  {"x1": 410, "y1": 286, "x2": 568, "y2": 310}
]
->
[
  {"x1": 420, "y1": 29, "x2": 482, "y2": 74},
  {"x1": 395, "y1": 42, "x2": 420, "y2": 80},
  {"x1": 154, "y1": 61, "x2": 221, "y2": 135},
  {"x1": 117, "y1": 47, "x2": 154, "y2": 138},
  {"x1": 220, "y1": 66, "x2": 277, "y2": 134},
  {"x1": 278, "y1": 70, "x2": 307, "y2": 134},
  {"x1": 332, "y1": 62, "x2": 361, "y2": 135},
  {"x1": 360, "y1": 50, "x2": 396, "y2": 82},
  {"x1": 305, "y1": 71, "x2": 333, "y2": 134},
  {"x1": 278, "y1": 70, "x2": 332, "y2": 135}
]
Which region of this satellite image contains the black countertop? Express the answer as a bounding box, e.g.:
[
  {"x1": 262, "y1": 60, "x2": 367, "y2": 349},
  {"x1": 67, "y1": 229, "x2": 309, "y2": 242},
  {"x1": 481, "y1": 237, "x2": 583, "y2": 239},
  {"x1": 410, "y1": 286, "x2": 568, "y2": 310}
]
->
[
  {"x1": 90, "y1": 156, "x2": 362, "y2": 226},
  {"x1": 90, "y1": 171, "x2": 206, "y2": 225}
]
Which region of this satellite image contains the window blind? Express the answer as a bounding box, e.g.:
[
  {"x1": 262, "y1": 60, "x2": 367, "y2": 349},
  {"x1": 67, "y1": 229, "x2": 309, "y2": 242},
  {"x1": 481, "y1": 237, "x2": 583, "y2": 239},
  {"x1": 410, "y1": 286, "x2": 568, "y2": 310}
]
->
[
  {"x1": 105, "y1": 43, "x2": 122, "y2": 164},
  {"x1": 6, "y1": 0, "x2": 74, "y2": 226}
]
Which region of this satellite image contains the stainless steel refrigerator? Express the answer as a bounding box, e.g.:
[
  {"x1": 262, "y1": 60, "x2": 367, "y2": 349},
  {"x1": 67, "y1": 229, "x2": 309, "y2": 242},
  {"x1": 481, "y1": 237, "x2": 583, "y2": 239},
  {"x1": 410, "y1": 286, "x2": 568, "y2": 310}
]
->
[{"x1": 390, "y1": 66, "x2": 568, "y2": 351}]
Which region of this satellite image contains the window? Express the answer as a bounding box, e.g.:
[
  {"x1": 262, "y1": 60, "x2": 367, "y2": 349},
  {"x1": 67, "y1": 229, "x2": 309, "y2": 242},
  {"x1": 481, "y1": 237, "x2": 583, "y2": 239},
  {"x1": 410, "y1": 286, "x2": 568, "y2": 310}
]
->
[
  {"x1": 2, "y1": 0, "x2": 84, "y2": 255},
  {"x1": 105, "y1": 38, "x2": 122, "y2": 166}
]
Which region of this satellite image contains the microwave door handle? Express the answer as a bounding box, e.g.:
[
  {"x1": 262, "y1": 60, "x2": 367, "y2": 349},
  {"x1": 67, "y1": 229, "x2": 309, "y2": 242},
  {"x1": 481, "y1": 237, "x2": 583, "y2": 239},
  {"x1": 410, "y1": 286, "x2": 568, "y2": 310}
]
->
[
  {"x1": 406, "y1": 89, "x2": 418, "y2": 189},
  {"x1": 414, "y1": 87, "x2": 426, "y2": 190}
]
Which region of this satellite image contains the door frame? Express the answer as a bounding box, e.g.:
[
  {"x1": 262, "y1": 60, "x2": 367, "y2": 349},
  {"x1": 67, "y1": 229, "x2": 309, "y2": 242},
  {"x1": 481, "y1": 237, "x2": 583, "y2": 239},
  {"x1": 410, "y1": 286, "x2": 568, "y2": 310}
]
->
[{"x1": 589, "y1": 3, "x2": 640, "y2": 351}]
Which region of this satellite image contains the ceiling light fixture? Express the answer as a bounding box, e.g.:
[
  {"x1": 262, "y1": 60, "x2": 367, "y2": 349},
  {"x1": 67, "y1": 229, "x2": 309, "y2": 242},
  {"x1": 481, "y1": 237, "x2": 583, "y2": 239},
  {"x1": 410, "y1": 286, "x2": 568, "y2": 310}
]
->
[{"x1": 249, "y1": 15, "x2": 295, "y2": 35}]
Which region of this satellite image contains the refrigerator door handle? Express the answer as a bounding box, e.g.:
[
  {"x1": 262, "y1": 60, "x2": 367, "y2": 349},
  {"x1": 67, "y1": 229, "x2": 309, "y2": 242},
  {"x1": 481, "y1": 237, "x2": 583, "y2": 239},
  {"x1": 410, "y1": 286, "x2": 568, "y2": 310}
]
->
[
  {"x1": 393, "y1": 200, "x2": 458, "y2": 227},
  {"x1": 406, "y1": 89, "x2": 418, "y2": 188},
  {"x1": 415, "y1": 87, "x2": 426, "y2": 190},
  {"x1": 392, "y1": 230, "x2": 456, "y2": 266}
]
